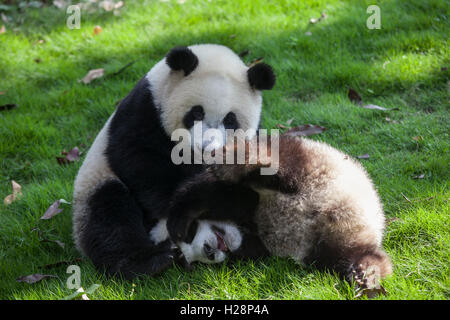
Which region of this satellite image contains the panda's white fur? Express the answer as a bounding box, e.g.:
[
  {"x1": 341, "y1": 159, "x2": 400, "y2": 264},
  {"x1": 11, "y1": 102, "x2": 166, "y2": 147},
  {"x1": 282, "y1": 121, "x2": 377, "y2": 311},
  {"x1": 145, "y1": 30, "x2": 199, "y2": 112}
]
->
[
  {"x1": 149, "y1": 219, "x2": 242, "y2": 264},
  {"x1": 147, "y1": 44, "x2": 262, "y2": 148},
  {"x1": 72, "y1": 114, "x2": 116, "y2": 251}
]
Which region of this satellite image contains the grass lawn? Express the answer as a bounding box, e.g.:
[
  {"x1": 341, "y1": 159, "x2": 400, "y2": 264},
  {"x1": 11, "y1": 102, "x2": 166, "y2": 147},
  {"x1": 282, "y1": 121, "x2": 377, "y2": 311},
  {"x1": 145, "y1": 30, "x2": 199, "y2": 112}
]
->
[{"x1": 0, "y1": 0, "x2": 448, "y2": 300}]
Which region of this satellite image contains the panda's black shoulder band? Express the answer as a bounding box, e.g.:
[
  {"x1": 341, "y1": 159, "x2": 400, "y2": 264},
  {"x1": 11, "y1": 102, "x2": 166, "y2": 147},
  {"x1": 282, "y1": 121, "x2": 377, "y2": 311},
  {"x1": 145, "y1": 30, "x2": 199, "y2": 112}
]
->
[
  {"x1": 166, "y1": 46, "x2": 199, "y2": 76},
  {"x1": 247, "y1": 63, "x2": 276, "y2": 90}
]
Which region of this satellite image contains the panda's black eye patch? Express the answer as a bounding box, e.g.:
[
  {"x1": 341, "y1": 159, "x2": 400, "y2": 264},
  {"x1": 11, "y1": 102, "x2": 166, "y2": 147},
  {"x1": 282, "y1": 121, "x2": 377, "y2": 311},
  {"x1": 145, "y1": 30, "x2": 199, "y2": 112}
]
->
[
  {"x1": 184, "y1": 220, "x2": 199, "y2": 244},
  {"x1": 223, "y1": 112, "x2": 239, "y2": 130},
  {"x1": 183, "y1": 105, "x2": 204, "y2": 128}
]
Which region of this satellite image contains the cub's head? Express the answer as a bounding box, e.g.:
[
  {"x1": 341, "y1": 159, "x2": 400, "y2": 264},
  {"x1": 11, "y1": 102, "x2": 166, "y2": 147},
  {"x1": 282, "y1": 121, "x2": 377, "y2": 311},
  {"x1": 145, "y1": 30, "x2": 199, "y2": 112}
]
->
[
  {"x1": 147, "y1": 44, "x2": 276, "y2": 151},
  {"x1": 178, "y1": 220, "x2": 243, "y2": 264}
]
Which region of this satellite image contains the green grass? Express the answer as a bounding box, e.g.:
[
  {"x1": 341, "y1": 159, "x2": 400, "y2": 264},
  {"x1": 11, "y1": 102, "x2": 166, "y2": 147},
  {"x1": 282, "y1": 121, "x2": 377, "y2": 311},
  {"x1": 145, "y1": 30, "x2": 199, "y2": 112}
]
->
[{"x1": 0, "y1": 0, "x2": 449, "y2": 300}]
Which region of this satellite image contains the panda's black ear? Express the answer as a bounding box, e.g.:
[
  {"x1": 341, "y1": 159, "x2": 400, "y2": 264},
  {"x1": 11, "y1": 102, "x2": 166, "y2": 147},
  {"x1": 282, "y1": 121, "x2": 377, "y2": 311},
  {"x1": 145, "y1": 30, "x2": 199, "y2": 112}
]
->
[
  {"x1": 247, "y1": 63, "x2": 276, "y2": 90},
  {"x1": 166, "y1": 46, "x2": 199, "y2": 76}
]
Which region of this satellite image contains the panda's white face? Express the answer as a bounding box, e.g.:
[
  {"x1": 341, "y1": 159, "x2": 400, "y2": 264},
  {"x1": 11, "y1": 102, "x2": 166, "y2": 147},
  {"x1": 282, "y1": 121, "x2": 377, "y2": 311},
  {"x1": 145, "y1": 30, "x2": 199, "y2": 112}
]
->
[
  {"x1": 149, "y1": 219, "x2": 243, "y2": 264},
  {"x1": 178, "y1": 220, "x2": 243, "y2": 264},
  {"x1": 146, "y1": 44, "x2": 264, "y2": 150}
]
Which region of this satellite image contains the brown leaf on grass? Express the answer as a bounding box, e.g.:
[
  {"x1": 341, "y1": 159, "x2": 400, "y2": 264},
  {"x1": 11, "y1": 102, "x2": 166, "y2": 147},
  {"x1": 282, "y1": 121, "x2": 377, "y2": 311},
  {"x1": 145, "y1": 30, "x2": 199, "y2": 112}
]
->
[
  {"x1": 348, "y1": 88, "x2": 363, "y2": 106},
  {"x1": 56, "y1": 147, "x2": 81, "y2": 165},
  {"x1": 41, "y1": 199, "x2": 70, "y2": 220},
  {"x1": 362, "y1": 104, "x2": 389, "y2": 111},
  {"x1": 348, "y1": 88, "x2": 397, "y2": 111},
  {"x1": 412, "y1": 136, "x2": 423, "y2": 142},
  {"x1": 4, "y1": 180, "x2": 22, "y2": 205},
  {"x1": 401, "y1": 192, "x2": 412, "y2": 204},
  {"x1": 357, "y1": 153, "x2": 370, "y2": 159},
  {"x1": 248, "y1": 57, "x2": 264, "y2": 68},
  {"x1": 0, "y1": 104, "x2": 17, "y2": 111},
  {"x1": 0, "y1": 91, "x2": 5, "y2": 95},
  {"x1": 276, "y1": 124, "x2": 290, "y2": 129},
  {"x1": 17, "y1": 274, "x2": 57, "y2": 284},
  {"x1": 285, "y1": 124, "x2": 326, "y2": 137},
  {"x1": 65, "y1": 147, "x2": 81, "y2": 161},
  {"x1": 93, "y1": 25, "x2": 102, "y2": 35},
  {"x1": 0, "y1": 25, "x2": 5, "y2": 34},
  {"x1": 79, "y1": 68, "x2": 104, "y2": 84}
]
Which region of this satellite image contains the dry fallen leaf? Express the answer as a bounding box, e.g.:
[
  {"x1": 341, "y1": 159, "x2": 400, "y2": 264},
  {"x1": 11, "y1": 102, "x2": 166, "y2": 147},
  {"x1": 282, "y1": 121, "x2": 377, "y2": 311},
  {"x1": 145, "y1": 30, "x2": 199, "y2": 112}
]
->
[
  {"x1": 0, "y1": 25, "x2": 5, "y2": 34},
  {"x1": 93, "y1": 25, "x2": 102, "y2": 35},
  {"x1": 357, "y1": 153, "x2": 370, "y2": 159},
  {"x1": 0, "y1": 92, "x2": 5, "y2": 95},
  {"x1": 4, "y1": 180, "x2": 22, "y2": 205},
  {"x1": 276, "y1": 124, "x2": 290, "y2": 129},
  {"x1": 79, "y1": 68, "x2": 105, "y2": 84},
  {"x1": 285, "y1": 124, "x2": 326, "y2": 137},
  {"x1": 65, "y1": 147, "x2": 81, "y2": 162},
  {"x1": 412, "y1": 136, "x2": 423, "y2": 142},
  {"x1": 248, "y1": 57, "x2": 264, "y2": 68},
  {"x1": 41, "y1": 199, "x2": 70, "y2": 220},
  {"x1": 348, "y1": 88, "x2": 363, "y2": 106},
  {"x1": 348, "y1": 88, "x2": 397, "y2": 111},
  {"x1": 57, "y1": 147, "x2": 81, "y2": 165},
  {"x1": 362, "y1": 104, "x2": 389, "y2": 111},
  {"x1": 17, "y1": 274, "x2": 56, "y2": 284}
]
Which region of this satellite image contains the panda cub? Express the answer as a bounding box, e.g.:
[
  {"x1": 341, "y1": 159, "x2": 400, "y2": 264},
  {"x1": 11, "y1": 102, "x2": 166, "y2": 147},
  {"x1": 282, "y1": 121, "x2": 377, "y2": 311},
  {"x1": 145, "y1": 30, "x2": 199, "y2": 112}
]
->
[
  {"x1": 166, "y1": 135, "x2": 393, "y2": 287},
  {"x1": 72, "y1": 44, "x2": 276, "y2": 279},
  {"x1": 149, "y1": 219, "x2": 243, "y2": 265}
]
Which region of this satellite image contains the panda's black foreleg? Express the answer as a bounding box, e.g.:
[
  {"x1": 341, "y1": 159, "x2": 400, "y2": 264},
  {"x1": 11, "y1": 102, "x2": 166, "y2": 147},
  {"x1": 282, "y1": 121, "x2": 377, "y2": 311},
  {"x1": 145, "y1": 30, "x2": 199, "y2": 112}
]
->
[
  {"x1": 167, "y1": 172, "x2": 259, "y2": 243},
  {"x1": 80, "y1": 180, "x2": 175, "y2": 279}
]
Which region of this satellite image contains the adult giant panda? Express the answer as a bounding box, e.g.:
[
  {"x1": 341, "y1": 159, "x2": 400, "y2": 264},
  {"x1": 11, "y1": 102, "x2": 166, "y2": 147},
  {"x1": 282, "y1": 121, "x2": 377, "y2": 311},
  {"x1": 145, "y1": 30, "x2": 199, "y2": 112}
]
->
[
  {"x1": 165, "y1": 135, "x2": 392, "y2": 288},
  {"x1": 72, "y1": 44, "x2": 276, "y2": 279}
]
